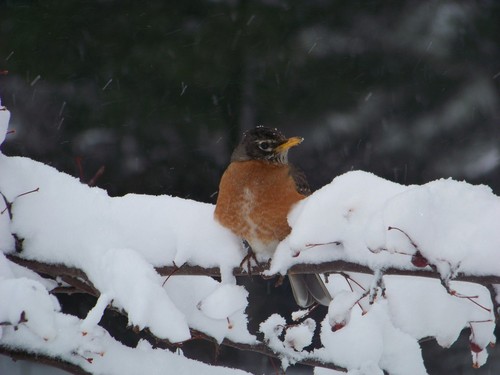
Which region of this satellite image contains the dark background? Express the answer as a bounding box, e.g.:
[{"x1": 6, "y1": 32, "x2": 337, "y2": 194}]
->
[{"x1": 1, "y1": 1, "x2": 499, "y2": 374}]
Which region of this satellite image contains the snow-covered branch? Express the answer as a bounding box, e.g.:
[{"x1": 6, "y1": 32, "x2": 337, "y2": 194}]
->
[
  {"x1": 8, "y1": 252, "x2": 500, "y2": 325},
  {"x1": 6, "y1": 252, "x2": 499, "y2": 374},
  {"x1": 1, "y1": 110, "x2": 499, "y2": 374},
  {"x1": 4, "y1": 254, "x2": 349, "y2": 372},
  {"x1": 0, "y1": 347, "x2": 92, "y2": 375},
  {"x1": 10, "y1": 253, "x2": 500, "y2": 285}
]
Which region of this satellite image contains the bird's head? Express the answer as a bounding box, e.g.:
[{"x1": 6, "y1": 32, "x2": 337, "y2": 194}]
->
[{"x1": 231, "y1": 126, "x2": 303, "y2": 164}]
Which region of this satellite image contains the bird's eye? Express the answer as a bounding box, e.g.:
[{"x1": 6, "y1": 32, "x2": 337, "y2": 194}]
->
[{"x1": 258, "y1": 141, "x2": 272, "y2": 151}]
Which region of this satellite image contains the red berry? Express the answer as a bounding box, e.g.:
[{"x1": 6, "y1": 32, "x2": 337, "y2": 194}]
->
[
  {"x1": 411, "y1": 251, "x2": 428, "y2": 268},
  {"x1": 470, "y1": 341, "x2": 483, "y2": 353},
  {"x1": 331, "y1": 322, "x2": 345, "y2": 332}
]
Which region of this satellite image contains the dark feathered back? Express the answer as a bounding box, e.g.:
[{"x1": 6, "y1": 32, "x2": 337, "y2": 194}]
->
[{"x1": 289, "y1": 164, "x2": 311, "y2": 196}]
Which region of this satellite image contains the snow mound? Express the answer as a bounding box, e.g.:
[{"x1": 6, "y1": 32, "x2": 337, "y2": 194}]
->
[
  {"x1": 270, "y1": 170, "x2": 500, "y2": 280},
  {"x1": 1, "y1": 108, "x2": 499, "y2": 373}
]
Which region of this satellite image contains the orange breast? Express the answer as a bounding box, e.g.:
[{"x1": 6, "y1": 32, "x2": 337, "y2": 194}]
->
[{"x1": 214, "y1": 160, "x2": 304, "y2": 253}]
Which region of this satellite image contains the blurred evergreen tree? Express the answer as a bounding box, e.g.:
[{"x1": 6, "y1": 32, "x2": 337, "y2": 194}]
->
[
  {"x1": 1, "y1": 3, "x2": 500, "y2": 371},
  {"x1": 1, "y1": 1, "x2": 499, "y2": 201}
]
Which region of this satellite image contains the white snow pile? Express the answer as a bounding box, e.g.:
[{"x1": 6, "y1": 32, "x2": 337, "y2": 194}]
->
[
  {"x1": 0, "y1": 253, "x2": 252, "y2": 375},
  {"x1": 270, "y1": 169, "x2": 500, "y2": 278},
  {"x1": 1, "y1": 107, "x2": 499, "y2": 374},
  {"x1": 0, "y1": 108, "x2": 253, "y2": 374}
]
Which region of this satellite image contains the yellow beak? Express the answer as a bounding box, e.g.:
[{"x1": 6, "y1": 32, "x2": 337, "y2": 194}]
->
[{"x1": 275, "y1": 136, "x2": 304, "y2": 153}]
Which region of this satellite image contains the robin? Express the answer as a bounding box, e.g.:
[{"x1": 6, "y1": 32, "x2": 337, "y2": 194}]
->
[{"x1": 214, "y1": 126, "x2": 331, "y2": 307}]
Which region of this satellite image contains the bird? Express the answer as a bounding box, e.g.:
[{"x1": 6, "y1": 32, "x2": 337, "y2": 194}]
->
[{"x1": 214, "y1": 126, "x2": 331, "y2": 308}]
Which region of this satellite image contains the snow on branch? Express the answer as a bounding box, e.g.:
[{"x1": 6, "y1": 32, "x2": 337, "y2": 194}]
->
[
  {"x1": 4, "y1": 254, "x2": 349, "y2": 372},
  {"x1": 8, "y1": 254, "x2": 500, "y2": 308},
  {"x1": 0, "y1": 347, "x2": 92, "y2": 375},
  {"x1": 5, "y1": 253, "x2": 498, "y2": 373},
  {"x1": 1, "y1": 109, "x2": 500, "y2": 374}
]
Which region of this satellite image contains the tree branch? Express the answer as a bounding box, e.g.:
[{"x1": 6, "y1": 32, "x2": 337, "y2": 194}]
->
[
  {"x1": 218, "y1": 336, "x2": 346, "y2": 372},
  {"x1": 5, "y1": 254, "x2": 349, "y2": 372},
  {"x1": 5, "y1": 253, "x2": 499, "y2": 375},
  {"x1": 157, "y1": 259, "x2": 500, "y2": 285},
  {"x1": 6, "y1": 255, "x2": 99, "y2": 295},
  {"x1": 0, "y1": 346, "x2": 92, "y2": 375},
  {"x1": 140, "y1": 327, "x2": 347, "y2": 373},
  {"x1": 8, "y1": 254, "x2": 500, "y2": 289},
  {"x1": 486, "y1": 284, "x2": 500, "y2": 322}
]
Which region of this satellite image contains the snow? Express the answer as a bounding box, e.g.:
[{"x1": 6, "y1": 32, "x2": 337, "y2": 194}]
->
[
  {"x1": 269, "y1": 171, "x2": 411, "y2": 274},
  {"x1": 163, "y1": 276, "x2": 255, "y2": 344},
  {"x1": 0, "y1": 110, "x2": 252, "y2": 374},
  {"x1": 0, "y1": 354, "x2": 71, "y2": 375},
  {"x1": 197, "y1": 284, "x2": 248, "y2": 320},
  {"x1": 319, "y1": 300, "x2": 428, "y2": 375},
  {"x1": 87, "y1": 247, "x2": 190, "y2": 342},
  {"x1": 384, "y1": 276, "x2": 494, "y2": 349},
  {"x1": 1, "y1": 310, "x2": 251, "y2": 375},
  {"x1": 269, "y1": 169, "x2": 500, "y2": 280},
  {"x1": 327, "y1": 290, "x2": 363, "y2": 329},
  {"x1": 0, "y1": 276, "x2": 59, "y2": 341},
  {"x1": 0, "y1": 106, "x2": 9, "y2": 146},
  {"x1": 284, "y1": 318, "x2": 315, "y2": 351},
  {"x1": 0, "y1": 155, "x2": 244, "y2": 281},
  {"x1": 81, "y1": 292, "x2": 113, "y2": 334},
  {"x1": 1, "y1": 109, "x2": 499, "y2": 374},
  {"x1": 316, "y1": 364, "x2": 386, "y2": 375},
  {"x1": 0, "y1": 253, "x2": 251, "y2": 375}
]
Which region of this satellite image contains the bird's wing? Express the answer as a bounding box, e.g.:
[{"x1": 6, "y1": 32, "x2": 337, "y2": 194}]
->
[{"x1": 289, "y1": 164, "x2": 311, "y2": 196}]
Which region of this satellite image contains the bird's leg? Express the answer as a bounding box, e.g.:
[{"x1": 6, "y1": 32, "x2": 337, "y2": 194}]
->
[
  {"x1": 272, "y1": 274, "x2": 285, "y2": 286},
  {"x1": 240, "y1": 241, "x2": 261, "y2": 275}
]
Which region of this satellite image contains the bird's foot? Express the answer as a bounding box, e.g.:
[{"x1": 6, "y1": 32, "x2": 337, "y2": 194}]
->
[
  {"x1": 239, "y1": 247, "x2": 261, "y2": 275},
  {"x1": 272, "y1": 274, "x2": 285, "y2": 286}
]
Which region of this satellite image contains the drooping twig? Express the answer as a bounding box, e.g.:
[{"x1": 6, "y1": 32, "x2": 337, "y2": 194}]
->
[
  {"x1": 386, "y1": 226, "x2": 492, "y2": 311},
  {"x1": 486, "y1": 284, "x2": 500, "y2": 321},
  {"x1": 74, "y1": 157, "x2": 105, "y2": 187},
  {"x1": 75, "y1": 157, "x2": 85, "y2": 182},
  {"x1": 162, "y1": 261, "x2": 186, "y2": 286},
  {"x1": 387, "y1": 226, "x2": 420, "y2": 251},
  {"x1": 449, "y1": 292, "x2": 492, "y2": 313},
  {"x1": 340, "y1": 272, "x2": 368, "y2": 313},
  {"x1": 340, "y1": 272, "x2": 367, "y2": 292},
  {"x1": 0, "y1": 192, "x2": 13, "y2": 219},
  {"x1": 88, "y1": 166, "x2": 106, "y2": 187},
  {"x1": 369, "y1": 269, "x2": 386, "y2": 304},
  {"x1": 0, "y1": 188, "x2": 37, "y2": 222}
]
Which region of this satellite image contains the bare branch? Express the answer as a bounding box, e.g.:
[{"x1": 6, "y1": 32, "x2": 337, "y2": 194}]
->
[
  {"x1": 139, "y1": 327, "x2": 348, "y2": 372},
  {"x1": 0, "y1": 254, "x2": 500, "y2": 375},
  {"x1": 0, "y1": 346, "x2": 92, "y2": 375},
  {"x1": 8, "y1": 254, "x2": 500, "y2": 288},
  {"x1": 486, "y1": 284, "x2": 500, "y2": 322},
  {"x1": 6, "y1": 255, "x2": 99, "y2": 296},
  {"x1": 5, "y1": 254, "x2": 349, "y2": 372},
  {"x1": 5, "y1": 253, "x2": 499, "y2": 374},
  {"x1": 158, "y1": 260, "x2": 500, "y2": 285}
]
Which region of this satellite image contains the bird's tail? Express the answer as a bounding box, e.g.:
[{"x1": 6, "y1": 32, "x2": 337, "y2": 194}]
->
[{"x1": 289, "y1": 273, "x2": 332, "y2": 308}]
